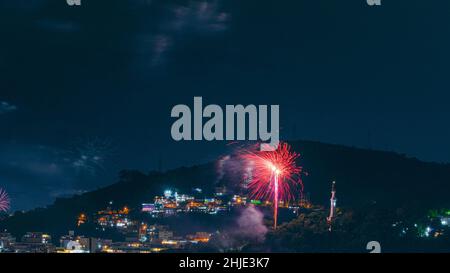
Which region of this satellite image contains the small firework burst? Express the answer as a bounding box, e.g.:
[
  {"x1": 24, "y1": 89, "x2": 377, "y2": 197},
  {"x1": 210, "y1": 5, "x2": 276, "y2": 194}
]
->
[
  {"x1": 67, "y1": 137, "x2": 114, "y2": 175},
  {"x1": 0, "y1": 188, "x2": 10, "y2": 212}
]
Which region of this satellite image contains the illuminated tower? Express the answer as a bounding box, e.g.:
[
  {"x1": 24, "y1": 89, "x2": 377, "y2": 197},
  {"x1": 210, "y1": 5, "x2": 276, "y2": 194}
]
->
[{"x1": 327, "y1": 181, "x2": 337, "y2": 230}]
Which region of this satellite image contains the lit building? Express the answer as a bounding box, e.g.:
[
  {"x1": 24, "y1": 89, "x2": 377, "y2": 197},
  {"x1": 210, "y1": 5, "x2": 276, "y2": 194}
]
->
[
  {"x1": 96, "y1": 205, "x2": 135, "y2": 230},
  {"x1": 59, "y1": 231, "x2": 75, "y2": 248},
  {"x1": 0, "y1": 233, "x2": 16, "y2": 252},
  {"x1": 22, "y1": 232, "x2": 52, "y2": 244},
  {"x1": 231, "y1": 195, "x2": 247, "y2": 206},
  {"x1": 148, "y1": 225, "x2": 173, "y2": 242},
  {"x1": 142, "y1": 203, "x2": 155, "y2": 212},
  {"x1": 77, "y1": 237, "x2": 100, "y2": 253},
  {"x1": 158, "y1": 230, "x2": 174, "y2": 241},
  {"x1": 12, "y1": 232, "x2": 55, "y2": 253},
  {"x1": 138, "y1": 223, "x2": 148, "y2": 242},
  {"x1": 176, "y1": 194, "x2": 195, "y2": 203},
  {"x1": 187, "y1": 232, "x2": 211, "y2": 243},
  {"x1": 77, "y1": 213, "x2": 87, "y2": 226},
  {"x1": 57, "y1": 240, "x2": 87, "y2": 253},
  {"x1": 214, "y1": 186, "x2": 228, "y2": 197}
]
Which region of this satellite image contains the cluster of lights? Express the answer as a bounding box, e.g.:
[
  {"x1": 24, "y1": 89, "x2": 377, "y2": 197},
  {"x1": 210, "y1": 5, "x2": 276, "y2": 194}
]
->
[{"x1": 142, "y1": 189, "x2": 230, "y2": 217}]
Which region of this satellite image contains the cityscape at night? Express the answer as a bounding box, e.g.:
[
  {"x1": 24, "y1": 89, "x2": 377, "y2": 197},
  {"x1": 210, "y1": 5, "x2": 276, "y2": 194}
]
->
[
  {"x1": 1, "y1": 0, "x2": 450, "y2": 264},
  {"x1": 2, "y1": 151, "x2": 450, "y2": 254}
]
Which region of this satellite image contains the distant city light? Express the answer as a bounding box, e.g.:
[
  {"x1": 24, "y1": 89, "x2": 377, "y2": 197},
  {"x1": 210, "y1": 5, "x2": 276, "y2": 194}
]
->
[
  {"x1": 424, "y1": 226, "x2": 432, "y2": 237},
  {"x1": 164, "y1": 190, "x2": 173, "y2": 198}
]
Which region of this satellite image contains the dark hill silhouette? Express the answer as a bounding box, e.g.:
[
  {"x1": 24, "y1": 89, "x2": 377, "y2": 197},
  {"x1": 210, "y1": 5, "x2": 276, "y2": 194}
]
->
[
  {"x1": 1, "y1": 140, "x2": 449, "y2": 240},
  {"x1": 291, "y1": 141, "x2": 450, "y2": 209}
]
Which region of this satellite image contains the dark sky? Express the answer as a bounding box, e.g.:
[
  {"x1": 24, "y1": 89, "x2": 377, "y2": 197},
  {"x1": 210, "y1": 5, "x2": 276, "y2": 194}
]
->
[{"x1": 1, "y1": 0, "x2": 450, "y2": 210}]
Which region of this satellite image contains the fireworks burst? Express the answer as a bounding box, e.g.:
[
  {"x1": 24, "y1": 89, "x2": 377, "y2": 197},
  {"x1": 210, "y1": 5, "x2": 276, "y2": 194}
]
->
[
  {"x1": 0, "y1": 188, "x2": 10, "y2": 213},
  {"x1": 241, "y1": 142, "x2": 303, "y2": 229},
  {"x1": 67, "y1": 137, "x2": 114, "y2": 176}
]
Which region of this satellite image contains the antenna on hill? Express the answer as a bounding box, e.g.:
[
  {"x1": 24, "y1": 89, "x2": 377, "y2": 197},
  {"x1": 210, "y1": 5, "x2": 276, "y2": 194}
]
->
[{"x1": 327, "y1": 181, "x2": 337, "y2": 232}]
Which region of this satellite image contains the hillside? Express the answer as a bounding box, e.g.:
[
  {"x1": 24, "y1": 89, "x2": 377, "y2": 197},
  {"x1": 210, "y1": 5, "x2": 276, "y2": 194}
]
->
[{"x1": 1, "y1": 140, "x2": 450, "y2": 239}]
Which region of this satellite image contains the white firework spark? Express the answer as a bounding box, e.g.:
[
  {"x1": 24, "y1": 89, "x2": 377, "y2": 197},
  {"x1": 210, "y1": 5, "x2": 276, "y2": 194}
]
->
[{"x1": 67, "y1": 137, "x2": 114, "y2": 176}]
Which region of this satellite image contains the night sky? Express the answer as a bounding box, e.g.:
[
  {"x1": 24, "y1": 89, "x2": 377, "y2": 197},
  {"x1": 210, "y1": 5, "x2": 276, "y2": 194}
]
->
[{"x1": 1, "y1": 0, "x2": 450, "y2": 210}]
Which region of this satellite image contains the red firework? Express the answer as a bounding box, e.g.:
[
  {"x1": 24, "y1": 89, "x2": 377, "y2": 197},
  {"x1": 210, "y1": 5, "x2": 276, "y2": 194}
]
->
[
  {"x1": 0, "y1": 188, "x2": 10, "y2": 213},
  {"x1": 241, "y1": 142, "x2": 303, "y2": 229}
]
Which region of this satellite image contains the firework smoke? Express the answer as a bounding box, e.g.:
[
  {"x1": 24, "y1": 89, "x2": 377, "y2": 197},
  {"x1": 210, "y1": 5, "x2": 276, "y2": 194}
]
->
[
  {"x1": 210, "y1": 205, "x2": 268, "y2": 252},
  {"x1": 236, "y1": 205, "x2": 268, "y2": 241},
  {"x1": 215, "y1": 155, "x2": 231, "y2": 183}
]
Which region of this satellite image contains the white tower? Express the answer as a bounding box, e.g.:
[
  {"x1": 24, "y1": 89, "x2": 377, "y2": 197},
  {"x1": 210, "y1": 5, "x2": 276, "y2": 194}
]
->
[{"x1": 327, "y1": 181, "x2": 337, "y2": 229}]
